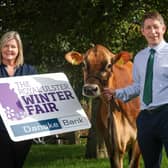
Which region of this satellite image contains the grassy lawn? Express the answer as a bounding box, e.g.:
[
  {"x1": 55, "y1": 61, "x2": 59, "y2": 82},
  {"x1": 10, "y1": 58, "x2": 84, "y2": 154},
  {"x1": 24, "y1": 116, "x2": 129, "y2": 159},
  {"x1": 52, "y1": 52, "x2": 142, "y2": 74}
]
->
[{"x1": 24, "y1": 144, "x2": 168, "y2": 168}]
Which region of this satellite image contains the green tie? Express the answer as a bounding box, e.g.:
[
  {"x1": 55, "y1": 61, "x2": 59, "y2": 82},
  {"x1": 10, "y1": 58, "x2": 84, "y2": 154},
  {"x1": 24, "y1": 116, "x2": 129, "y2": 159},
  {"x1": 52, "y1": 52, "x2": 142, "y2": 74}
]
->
[{"x1": 143, "y1": 48, "x2": 155, "y2": 105}]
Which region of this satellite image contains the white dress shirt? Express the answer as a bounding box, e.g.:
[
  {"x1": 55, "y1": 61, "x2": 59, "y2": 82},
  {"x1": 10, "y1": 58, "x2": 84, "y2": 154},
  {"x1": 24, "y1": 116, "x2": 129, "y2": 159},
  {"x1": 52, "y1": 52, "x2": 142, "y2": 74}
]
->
[{"x1": 115, "y1": 40, "x2": 168, "y2": 110}]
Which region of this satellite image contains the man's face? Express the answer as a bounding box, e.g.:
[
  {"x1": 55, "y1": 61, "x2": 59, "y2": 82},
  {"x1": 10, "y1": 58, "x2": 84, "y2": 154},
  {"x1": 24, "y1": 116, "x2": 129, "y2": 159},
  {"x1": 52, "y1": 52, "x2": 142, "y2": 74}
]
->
[{"x1": 141, "y1": 18, "x2": 166, "y2": 47}]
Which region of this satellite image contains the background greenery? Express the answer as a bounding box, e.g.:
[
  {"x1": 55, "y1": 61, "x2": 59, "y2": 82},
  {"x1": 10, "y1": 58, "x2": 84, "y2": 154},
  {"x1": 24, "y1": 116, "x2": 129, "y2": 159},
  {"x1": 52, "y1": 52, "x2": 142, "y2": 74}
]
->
[
  {"x1": 24, "y1": 144, "x2": 168, "y2": 168},
  {"x1": 1, "y1": 0, "x2": 168, "y2": 98}
]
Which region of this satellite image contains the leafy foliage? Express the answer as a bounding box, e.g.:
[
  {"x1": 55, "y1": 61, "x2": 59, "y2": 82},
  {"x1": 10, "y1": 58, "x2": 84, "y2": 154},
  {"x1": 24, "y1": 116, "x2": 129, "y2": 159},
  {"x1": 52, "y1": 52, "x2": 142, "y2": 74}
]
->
[{"x1": 1, "y1": 0, "x2": 168, "y2": 98}]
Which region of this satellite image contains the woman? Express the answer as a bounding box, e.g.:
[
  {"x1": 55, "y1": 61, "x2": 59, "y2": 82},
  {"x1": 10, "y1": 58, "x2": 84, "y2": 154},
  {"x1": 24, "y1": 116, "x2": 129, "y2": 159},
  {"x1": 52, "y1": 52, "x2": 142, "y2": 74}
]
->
[{"x1": 0, "y1": 31, "x2": 37, "y2": 168}]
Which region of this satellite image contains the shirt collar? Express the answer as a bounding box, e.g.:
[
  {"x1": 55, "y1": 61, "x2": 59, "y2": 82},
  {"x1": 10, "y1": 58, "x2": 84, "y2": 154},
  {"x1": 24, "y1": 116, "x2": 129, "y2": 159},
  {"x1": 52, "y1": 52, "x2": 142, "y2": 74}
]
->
[{"x1": 147, "y1": 40, "x2": 166, "y2": 53}]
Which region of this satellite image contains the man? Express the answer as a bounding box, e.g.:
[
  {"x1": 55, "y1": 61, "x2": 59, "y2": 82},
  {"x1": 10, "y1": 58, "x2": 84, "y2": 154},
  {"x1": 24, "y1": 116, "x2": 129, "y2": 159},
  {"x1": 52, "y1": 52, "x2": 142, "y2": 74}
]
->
[{"x1": 103, "y1": 11, "x2": 168, "y2": 168}]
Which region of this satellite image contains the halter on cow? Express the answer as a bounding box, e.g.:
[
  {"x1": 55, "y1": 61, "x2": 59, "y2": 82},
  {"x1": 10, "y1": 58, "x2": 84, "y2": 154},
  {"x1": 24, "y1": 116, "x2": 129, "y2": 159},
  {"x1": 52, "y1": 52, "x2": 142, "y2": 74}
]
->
[{"x1": 65, "y1": 44, "x2": 141, "y2": 168}]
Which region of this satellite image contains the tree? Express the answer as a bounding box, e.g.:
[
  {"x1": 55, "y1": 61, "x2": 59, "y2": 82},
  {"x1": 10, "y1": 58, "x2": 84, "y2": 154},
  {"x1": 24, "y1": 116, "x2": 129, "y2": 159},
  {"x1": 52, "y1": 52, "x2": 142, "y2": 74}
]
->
[{"x1": 1, "y1": 0, "x2": 168, "y2": 158}]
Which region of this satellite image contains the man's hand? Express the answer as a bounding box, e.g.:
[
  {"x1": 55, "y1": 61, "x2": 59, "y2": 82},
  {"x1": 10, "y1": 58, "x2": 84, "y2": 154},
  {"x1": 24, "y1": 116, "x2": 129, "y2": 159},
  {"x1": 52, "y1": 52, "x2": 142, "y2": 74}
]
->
[{"x1": 103, "y1": 88, "x2": 116, "y2": 101}]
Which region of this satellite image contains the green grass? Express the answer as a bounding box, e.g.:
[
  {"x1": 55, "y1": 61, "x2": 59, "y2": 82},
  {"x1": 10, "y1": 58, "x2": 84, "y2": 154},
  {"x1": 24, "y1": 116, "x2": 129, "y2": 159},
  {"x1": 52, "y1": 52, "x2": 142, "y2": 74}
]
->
[{"x1": 24, "y1": 144, "x2": 168, "y2": 168}]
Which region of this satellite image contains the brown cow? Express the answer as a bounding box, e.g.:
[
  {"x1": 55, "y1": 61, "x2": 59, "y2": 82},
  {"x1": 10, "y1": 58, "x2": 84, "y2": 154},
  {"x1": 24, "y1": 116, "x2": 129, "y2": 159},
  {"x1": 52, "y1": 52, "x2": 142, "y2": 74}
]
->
[{"x1": 65, "y1": 44, "x2": 141, "y2": 168}]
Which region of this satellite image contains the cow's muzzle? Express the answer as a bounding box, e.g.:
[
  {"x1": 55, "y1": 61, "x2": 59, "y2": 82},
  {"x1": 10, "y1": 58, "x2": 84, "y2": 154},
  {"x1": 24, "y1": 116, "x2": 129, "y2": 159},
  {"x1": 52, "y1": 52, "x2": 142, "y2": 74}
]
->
[{"x1": 82, "y1": 84, "x2": 101, "y2": 98}]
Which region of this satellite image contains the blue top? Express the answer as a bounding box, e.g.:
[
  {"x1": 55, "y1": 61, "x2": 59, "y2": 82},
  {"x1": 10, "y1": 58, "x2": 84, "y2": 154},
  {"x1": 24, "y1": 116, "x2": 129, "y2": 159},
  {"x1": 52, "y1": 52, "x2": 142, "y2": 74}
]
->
[
  {"x1": 115, "y1": 40, "x2": 168, "y2": 110},
  {"x1": 0, "y1": 64, "x2": 37, "y2": 130},
  {"x1": 0, "y1": 64, "x2": 37, "y2": 77}
]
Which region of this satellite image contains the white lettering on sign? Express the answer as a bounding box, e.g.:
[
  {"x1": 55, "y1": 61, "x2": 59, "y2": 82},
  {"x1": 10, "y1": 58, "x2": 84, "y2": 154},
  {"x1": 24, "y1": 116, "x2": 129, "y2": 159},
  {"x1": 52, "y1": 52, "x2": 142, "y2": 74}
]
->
[{"x1": 23, "y1": 122, "x2": 60, "y2": 133}]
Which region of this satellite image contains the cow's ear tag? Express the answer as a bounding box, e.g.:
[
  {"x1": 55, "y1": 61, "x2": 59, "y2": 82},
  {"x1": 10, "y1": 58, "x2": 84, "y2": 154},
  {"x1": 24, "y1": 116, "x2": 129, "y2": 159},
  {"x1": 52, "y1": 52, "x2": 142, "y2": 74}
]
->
[
  {"x1": 65, "y1": 51, "x2": 83, "y2": 65},
  {"x1": 117, "y1": 58, "x2": 124, "y2": 65},
  {"x1": 116, "y1": 51, "x2": 132, "y2": 65}
]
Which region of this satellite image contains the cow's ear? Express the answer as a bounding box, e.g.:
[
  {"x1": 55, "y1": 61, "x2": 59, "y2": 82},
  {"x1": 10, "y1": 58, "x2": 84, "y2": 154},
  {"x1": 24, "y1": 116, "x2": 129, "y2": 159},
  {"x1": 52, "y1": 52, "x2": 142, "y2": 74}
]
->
[
  {"x1": 111, "y1": 53, "x2": 121, "y2": 64},
  {"x1": 65, "y1": 51, "x2": 84, "y2": 65},
  {"x1": 114, "y1": 51, "x2": 132, "y2": 65}
]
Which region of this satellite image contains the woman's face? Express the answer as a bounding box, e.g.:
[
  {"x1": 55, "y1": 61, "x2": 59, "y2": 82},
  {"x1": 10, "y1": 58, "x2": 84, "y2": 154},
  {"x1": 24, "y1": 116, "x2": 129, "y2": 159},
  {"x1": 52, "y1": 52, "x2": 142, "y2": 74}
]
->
[{"x1": 1, "y1": 38, "x2": 19, "y2": 64}]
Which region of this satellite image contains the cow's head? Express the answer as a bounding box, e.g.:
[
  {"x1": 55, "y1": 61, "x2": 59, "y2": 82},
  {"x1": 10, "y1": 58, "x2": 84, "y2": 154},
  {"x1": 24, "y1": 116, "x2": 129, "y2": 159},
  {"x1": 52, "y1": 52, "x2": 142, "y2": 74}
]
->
[{"x1": 65, "y1": 44, "x2": 132, "y2": 98}]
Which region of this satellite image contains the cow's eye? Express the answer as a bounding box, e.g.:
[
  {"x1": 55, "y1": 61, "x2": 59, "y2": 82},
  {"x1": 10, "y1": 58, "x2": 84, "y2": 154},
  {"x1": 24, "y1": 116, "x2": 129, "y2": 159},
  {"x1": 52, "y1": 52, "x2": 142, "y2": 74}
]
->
[{"x1": 106, "y1": 63, "x2": 112, "y2": 69}]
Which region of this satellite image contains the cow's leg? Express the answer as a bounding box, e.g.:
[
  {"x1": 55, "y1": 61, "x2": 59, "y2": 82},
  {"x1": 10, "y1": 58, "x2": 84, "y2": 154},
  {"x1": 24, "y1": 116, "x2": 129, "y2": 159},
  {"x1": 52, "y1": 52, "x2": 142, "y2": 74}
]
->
[
  {"x1": 104, "y1": 139, "x2": 122, "y2": 168},
  {"x1": 107, "y1": 148, "x2": 124, "y2": 168},
  {"x1": 109, "y1": 153, "x2": 124, "y2": 168},
  {"x1": 129, "y1": 140, "x2": 141, "y2": 168}
]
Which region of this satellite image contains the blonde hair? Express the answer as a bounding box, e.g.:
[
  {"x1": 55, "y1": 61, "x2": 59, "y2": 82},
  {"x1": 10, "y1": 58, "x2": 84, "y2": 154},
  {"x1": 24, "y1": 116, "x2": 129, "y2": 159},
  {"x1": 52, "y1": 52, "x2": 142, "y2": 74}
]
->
[{"x1": 0, "y1": 31, "x2": 24, "y2": 66}]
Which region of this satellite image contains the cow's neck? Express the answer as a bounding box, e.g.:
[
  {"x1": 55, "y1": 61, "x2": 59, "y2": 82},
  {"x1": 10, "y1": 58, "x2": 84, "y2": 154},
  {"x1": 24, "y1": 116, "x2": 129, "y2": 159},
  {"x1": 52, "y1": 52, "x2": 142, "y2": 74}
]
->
[{"x1": 100, "y1": 96, "x2": 137, "y2": 129}]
